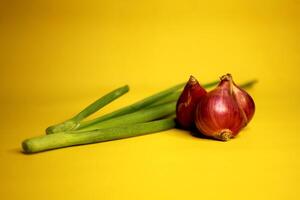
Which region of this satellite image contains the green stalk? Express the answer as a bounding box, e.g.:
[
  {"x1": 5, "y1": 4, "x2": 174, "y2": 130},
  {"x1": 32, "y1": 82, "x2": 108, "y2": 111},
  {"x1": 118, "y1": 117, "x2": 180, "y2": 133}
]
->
[
  {"x1": 76, "y1": 83, "x2": 186, "y2": 130},
  {"x1": 22, "y1": 118, "x2": 176, "y2": 153},
  {"x1": 144, "y1": 90, "x2": 182, "y2": 108},
  {"x1": 239, "y1": 79, "x2": 258, "y2": 89},
  {"x1": 202, "y1": 80, "x2": 220, "y2": 88},
  {"x1": 75, "y1": 102, "x2": 176, "y2": 132},
  {"x1": 46, "y1": 85, "x2": 129, "y2": 134}
]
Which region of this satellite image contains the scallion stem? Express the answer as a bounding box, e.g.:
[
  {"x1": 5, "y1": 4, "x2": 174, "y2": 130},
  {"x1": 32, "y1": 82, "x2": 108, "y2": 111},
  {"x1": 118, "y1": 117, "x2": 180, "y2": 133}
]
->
[
  {"x1": 76, "y1": 83, "x2": 186, "y2": 130},
  {"x1": 22, "y1": 118, "x2": 176, "y2": 153},
  {"x1": 75, "y1": 102, "x2": 176, "y2": 132},
  {"x1": 239, "y1": 79, "x2": 258, "y2": 89},
  {"x1": 46, "y1": 85, "x2": 129, "y2": 134}
]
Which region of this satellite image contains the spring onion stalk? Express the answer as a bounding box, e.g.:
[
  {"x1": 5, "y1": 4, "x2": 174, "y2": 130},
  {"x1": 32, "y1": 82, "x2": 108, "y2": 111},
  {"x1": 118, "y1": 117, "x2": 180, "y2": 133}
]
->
[
  {"x1": 76, "y1": 83, "x2": 186, "y2": 130},
  {"x1": 46, "y1": 85, "x2": 129, "y2": 134},
  {"x1": 73, "y1": 102, "x2": 176, "y2": 132},
  {"x1": 22, "y1": 118, "x2": 176, "y2": 153},
  {"x1": 144, "y1": 90, "x2": 182, "y2": 108},
  {"x1": 238, "y1": 79, "x2": 258, "y2": 89}
]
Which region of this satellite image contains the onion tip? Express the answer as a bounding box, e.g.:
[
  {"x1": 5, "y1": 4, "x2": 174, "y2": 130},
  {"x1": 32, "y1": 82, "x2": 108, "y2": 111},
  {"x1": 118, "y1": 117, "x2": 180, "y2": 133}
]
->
[{"x1": 189, "y1": 75, "x2": 198, "y2": 85}]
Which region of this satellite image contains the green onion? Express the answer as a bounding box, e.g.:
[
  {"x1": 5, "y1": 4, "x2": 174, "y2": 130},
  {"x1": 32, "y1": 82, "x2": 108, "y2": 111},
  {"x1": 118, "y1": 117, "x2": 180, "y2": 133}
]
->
[
  {"x1": 74, "y1": 101, "x2": 176, "y2": 132},
  {"x1": 239, "y1": 79, "x2": 258, "y2": 89},
  {"x1": 76, "y1": 82, "x2": 186, "y2": 130},
  {"x1": 145, "y1": 90, "x2": 182, "y2": 108},
  {"x1": 22, "y1": 118, "x2": 176, "y2": 153},
  {"x1": 46, "y1": 85, "x2": 129, "y2": 134}
]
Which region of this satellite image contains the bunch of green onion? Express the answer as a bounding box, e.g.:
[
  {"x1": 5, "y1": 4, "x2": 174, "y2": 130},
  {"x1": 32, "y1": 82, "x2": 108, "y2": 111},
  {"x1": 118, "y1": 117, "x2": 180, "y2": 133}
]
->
[{"x1": 22, "y1": 79, "x2": 256, "y2": 153}]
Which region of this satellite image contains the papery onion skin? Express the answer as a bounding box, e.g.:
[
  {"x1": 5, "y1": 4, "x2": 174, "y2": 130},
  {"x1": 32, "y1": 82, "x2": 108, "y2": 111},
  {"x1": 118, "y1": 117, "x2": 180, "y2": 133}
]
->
[
  {"x1": 195, "y1": 74, "x2": 249, "y2": 141},
  {"x1": 176, "y1": 76, "x2": 207, "y2": 129}
]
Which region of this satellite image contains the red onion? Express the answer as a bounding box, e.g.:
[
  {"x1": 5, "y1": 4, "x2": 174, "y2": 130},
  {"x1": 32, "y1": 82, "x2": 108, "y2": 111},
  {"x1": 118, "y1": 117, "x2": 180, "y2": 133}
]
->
[
  {"x1": 194, "y1": 74, "x2": 255, "y2": 141},
  {"x1": 176, "y1": 76, "x2": 207, "y2": 129}
]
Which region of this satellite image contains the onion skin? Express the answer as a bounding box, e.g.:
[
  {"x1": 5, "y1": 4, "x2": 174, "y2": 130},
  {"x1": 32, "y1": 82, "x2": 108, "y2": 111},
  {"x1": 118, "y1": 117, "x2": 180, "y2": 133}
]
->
[
  {"x1": 176, "y1": 76, "x2": 207, "y2": 129},
  {"x1": 232, "y1": 81, "x2": 255, "y2": 124},
  {"x1": 195, "y1": 74, "x2": 253, "y2": 141}
]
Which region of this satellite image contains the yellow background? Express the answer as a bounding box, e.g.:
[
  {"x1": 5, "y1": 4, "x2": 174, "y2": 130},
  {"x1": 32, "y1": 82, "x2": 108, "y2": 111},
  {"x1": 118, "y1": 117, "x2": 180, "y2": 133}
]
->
[{"x1": 1, "y1": 0, "x2": 299, "y2": 199}]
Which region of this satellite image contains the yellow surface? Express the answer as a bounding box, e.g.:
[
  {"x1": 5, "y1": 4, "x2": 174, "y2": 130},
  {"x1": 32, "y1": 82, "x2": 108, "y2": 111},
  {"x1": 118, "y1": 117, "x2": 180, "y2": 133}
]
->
[{"x1": 1, "y1": 0, "x2": 299, "y2": 199}]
